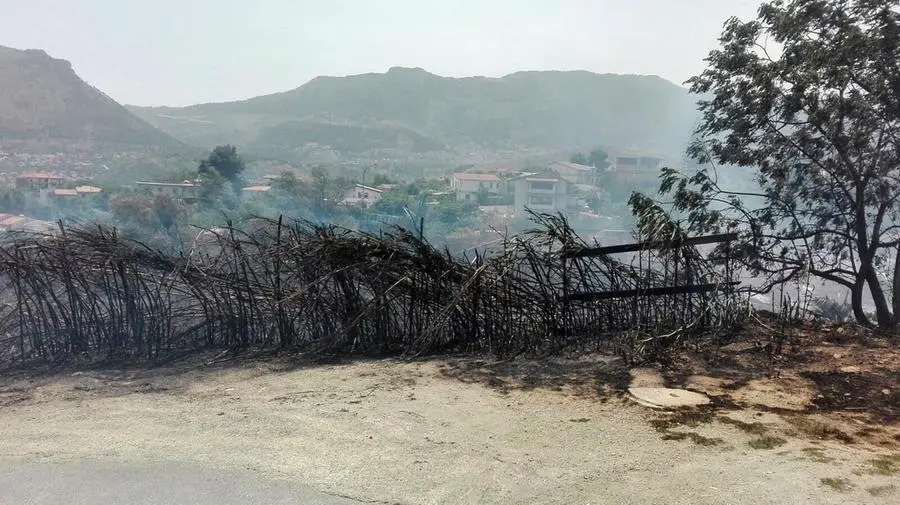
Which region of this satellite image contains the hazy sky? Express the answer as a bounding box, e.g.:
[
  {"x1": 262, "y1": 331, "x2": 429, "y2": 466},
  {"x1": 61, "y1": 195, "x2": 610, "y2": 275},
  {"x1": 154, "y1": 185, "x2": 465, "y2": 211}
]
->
[{"x1": 2, "y1": 0, "x2": 760, "y2": 107}]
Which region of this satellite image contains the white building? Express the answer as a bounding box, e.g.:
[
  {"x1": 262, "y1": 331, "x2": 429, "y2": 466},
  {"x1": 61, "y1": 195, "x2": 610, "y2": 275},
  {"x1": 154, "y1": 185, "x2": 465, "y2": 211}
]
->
[
  {"x1": 450, "y1": 173, "x2": 501, "y2": 202},
  {"x1": 513, "y1": 176, "x2": 578, "y2": 214},
  {"x1": 341, "y1": 184, "x2": 384, "y2": 207},
  {"x1": 549, "y1": 161, "x2": 596, "y2": 185}
]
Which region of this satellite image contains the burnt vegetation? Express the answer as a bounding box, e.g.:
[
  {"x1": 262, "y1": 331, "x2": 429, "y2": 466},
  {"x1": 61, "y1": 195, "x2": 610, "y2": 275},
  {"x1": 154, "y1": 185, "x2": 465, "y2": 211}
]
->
[{"x1": 0, "y1": 212, "x2": 741, "y2": 365}]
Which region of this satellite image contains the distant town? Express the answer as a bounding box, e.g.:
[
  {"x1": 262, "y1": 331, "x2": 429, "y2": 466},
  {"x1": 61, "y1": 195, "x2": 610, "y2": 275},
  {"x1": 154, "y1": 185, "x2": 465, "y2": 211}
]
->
[{"x1": 0, "y1": 144, "x2": 671, "y2": 250}]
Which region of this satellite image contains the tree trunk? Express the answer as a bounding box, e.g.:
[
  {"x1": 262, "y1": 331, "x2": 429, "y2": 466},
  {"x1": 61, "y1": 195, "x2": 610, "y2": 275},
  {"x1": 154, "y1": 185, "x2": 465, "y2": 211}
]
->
[
  {"x1": 851, "y1": 275, "x2": 872, "y2": 327},
  {"x1": 892, "y1": 244, "x2": 900, "y2": 324},
  {"x1": 866, "y1": 265, "x2": 894, "y2": 327}
]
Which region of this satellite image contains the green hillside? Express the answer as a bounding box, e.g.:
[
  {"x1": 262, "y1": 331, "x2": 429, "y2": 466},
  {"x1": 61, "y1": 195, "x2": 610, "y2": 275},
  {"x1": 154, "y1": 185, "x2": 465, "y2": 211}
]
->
[{"x1": 129, "y1": 67, "x2": 699, "y2": 156}]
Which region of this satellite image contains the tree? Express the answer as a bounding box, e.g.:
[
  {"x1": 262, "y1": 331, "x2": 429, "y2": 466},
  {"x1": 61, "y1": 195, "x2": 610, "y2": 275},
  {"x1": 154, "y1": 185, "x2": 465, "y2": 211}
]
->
[
  {"x1": 372, "y1": 189, "x2": 410, "y2": 215},
  {"x1": 371, "y1": 173, "x2": 396, "y2": 186},
  {"x1": 588, "y1": 148, "x2": 611, "y2": 170},
  {"x1": 152, "y1": 195, "x2": 185, "y2": 233},
  {"x1": 569, "y1": 152, "x2": 589, "y2": 165},
  {"x1": 430, "y1": 199, "x2": 479, "y2": 229},
  {"x1": 196, "y1": 169, "x2": 233, "y2": 207},
  {"x1": 109, "y1": 194, "x2": 185, "y2": 234},
  {"x1": 0, "y1": 189, "x2": 27, "y2": 214},
  {"x1": 269, "y1": 172, "x2": 301, "y2": 195},
  {"x1": 645, "y1": 0, "x2": 900, "y2": 327},
  {"x1": 308, "y1": 165, "x2": 350, "y2": 217},
  {"x1": 199, "y1": 145, "x2": 245, "y2": 194}
]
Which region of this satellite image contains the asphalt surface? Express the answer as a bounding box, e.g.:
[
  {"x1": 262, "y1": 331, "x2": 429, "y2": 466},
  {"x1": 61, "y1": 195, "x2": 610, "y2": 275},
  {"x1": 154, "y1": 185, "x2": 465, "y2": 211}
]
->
[{"x1": 0, "y1": 459, "x2": 363, "y2": 505}]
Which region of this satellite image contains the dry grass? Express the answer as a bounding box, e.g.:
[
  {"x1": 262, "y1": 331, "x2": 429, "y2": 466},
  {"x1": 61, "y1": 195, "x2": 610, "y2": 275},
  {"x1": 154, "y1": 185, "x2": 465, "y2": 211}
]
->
[
  {"x1": 748, "y1": 435, "x2": 788, "y2": 449},
  {"x1": 863, "y1": 454, "x2": 900, "y2": 476},
  {"x1": 718, "y1": 416, "x2": 768, "y2": 435},
  {"x1": 867, "y1": 484, "x2": 897, "y2": 497},
  {"x1": 660, "y1": 431, "x2": 725, "y2": 446},
  {"x1": 820, "y1": 477, "x2": 854, "y2": 492},
  {"x1": 649, "y1": 409, "x2": 716, "y2": 431},
  {"x1": 801, "y1": 446, "x2": 836, "y2": 464},
  {"x1": 786, "y1": 417, "x2": 855, "y2": 444},
  {"x1": 649, "y1": 409, "x2": 724, "y2": 446}
]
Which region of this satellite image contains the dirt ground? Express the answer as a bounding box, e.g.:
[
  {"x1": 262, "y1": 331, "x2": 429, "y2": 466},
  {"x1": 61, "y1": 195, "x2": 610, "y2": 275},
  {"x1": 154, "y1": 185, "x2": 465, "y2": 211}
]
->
[{"x1": 1, "y1": 323, "x2": 900, "y2": 504}]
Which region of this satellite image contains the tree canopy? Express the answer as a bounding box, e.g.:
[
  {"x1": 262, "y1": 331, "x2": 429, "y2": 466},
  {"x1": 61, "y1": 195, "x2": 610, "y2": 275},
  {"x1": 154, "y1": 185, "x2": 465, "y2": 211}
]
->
[
  {"x1": 569, "y1": 152, "x2": 589, "y2": 165},
  {"x1": 589, "y1": 148, "x2": 610, "y2": 170},
  {"x1": 643, "y1": 0, "x2": 900, "y2": 327},
  {"x1": 570, "y1": 148, "x2": 611, "y2": 169},
  {"x1": 199, "y1": 145, "x2": 245, "y2": 193}
]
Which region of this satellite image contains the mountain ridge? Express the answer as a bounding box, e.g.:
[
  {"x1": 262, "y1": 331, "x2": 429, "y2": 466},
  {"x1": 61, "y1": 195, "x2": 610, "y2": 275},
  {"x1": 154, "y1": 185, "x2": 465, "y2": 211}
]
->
[
  {"x1": 0, "y1": 45, "x2": 182, "y2": 151},
  {"x1": 128, "y1": 67, "x2": 699, "y2": 158}
]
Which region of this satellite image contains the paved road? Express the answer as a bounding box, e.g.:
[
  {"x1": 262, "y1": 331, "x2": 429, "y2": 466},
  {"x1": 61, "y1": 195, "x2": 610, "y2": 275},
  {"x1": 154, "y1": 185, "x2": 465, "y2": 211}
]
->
[{"x1": 0, "y1": 459, "x2": 363, "y2": 505}]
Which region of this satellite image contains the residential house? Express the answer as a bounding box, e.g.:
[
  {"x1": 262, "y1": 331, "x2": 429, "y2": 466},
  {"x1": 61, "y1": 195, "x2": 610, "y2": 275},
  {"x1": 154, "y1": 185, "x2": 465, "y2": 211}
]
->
[
  {"x1": 341, "y1": 184, "x2": 384, "y2": 207},
  {"x1": 450, "y1": 173, "x2": 501, "y2": 202},
  {"x1": 136, "y1": 181, "x2": 201, "y2": 200},
  {"x1": 15, "y1": 172, "x2": 66, "y2": 190},
  {"x1": 16, "y1": 172, "x2": 69, "y2": 205},
  {"x1": 46, "y1": 185, "x2": 104, "y2": 204},
  {"x1": 513, "y1": 177, "x2": 579, "y2": 215},
  {"x1": 549, "y1": 161, "x2": 596, "y2": 185},
  {"x1": 611, "y1": 156, "x2": 664, "y2": 183}
]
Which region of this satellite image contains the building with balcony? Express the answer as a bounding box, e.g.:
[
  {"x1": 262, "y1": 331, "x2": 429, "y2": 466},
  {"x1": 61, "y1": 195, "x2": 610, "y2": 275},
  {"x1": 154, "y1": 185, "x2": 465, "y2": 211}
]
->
[
  {"x1": 512, "y1": 176, "x2": 578, "y2": 214},
  {"x1": 450, "y1": 173, "x2": 501, "y2": 202},
  {"x1": 15, "y1": 172, "x2": 67, "y2": 190},
  {"x1": 341, "y1": 184, "x2": 384, "y2": 207}
]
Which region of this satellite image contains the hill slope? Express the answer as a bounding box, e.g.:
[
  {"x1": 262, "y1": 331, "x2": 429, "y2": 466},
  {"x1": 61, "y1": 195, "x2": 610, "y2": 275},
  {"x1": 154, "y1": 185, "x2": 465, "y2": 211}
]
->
[
  {"x1": 130, "y1": 67, "x2": 699, "y2": 157},
  {"x1": 0, "y1": 45, "x2": 181, "y2": 150}
]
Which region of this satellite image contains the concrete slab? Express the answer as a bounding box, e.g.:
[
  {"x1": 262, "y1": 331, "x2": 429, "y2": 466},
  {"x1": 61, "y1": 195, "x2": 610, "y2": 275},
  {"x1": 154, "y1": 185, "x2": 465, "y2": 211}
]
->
[{"x1": 628, "y1": 387, "x2": 711, "y2": 409}]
